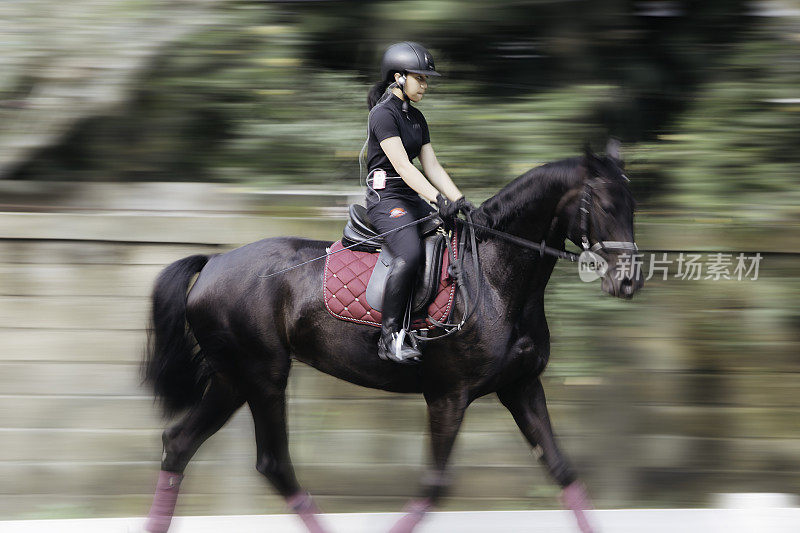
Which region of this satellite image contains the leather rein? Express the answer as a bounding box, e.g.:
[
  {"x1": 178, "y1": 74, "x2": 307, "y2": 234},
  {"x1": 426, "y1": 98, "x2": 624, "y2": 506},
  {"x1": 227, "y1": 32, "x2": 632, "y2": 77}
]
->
[
  {"x1": 411, "y1": 177, "x2": 639, "y2": 341},
  {"x1": 465, "y1": 178, "x2": 639, "y2": 262}
]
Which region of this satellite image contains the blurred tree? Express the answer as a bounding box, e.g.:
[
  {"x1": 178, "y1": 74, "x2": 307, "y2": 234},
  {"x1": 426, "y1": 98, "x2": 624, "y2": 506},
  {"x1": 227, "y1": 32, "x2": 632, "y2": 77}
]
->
[
  {"x1": 633, "y1": 14, "x2": 800, "y2": 219},
  {"x1": 296, "y1": 0, "x2": 752, "y2": 140},
  {"x1": 10, "y1": 0, "x2": 800, "y2": 223}
]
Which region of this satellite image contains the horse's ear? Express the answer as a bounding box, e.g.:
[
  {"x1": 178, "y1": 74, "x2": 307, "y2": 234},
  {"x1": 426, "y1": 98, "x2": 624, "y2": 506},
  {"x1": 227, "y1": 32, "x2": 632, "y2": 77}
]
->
[
  {"x1": 606, "y1": 138, "x2": 622, "y2": 162},
  {"x1": 582, "y1": 143, "x2": 600, "y2": 174},
  {"x1": 605, "y1": 138, "x2": 627, "y2": 174}
]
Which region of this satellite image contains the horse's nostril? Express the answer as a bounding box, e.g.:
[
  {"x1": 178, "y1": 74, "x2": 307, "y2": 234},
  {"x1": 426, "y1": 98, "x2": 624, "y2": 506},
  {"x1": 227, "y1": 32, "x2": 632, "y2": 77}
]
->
[{"x1": 621, "y1": 277, "x2": 634, "y2": 295}]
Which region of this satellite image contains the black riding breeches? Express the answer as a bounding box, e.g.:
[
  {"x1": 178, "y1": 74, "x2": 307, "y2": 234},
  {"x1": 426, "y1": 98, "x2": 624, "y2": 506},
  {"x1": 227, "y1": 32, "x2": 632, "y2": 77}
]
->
[
  {"x1": 366, "y1": 194, "x2": 434, "y2": 268},
  {"x1": 366, "y1": 194, "x2": 435, "y2": 327}
]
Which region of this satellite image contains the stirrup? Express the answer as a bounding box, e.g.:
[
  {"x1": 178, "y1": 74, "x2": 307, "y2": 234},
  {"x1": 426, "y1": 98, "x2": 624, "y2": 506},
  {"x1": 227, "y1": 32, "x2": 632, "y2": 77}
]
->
[{"x1": 378, "y1": 329, "x2": 421, "y2": 364}]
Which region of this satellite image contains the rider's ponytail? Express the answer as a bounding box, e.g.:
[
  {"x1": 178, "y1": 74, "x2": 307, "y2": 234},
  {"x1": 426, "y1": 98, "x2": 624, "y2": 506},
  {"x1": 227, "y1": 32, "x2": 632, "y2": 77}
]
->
[{"x1": 367, "y1": 80, "x2": 391, "y2": 110}]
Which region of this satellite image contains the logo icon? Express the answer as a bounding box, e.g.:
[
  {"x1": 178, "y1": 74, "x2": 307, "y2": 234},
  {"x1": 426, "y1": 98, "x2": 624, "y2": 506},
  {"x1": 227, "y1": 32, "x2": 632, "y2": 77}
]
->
[
  {"x1": 578, "y1": 250, "x2": 608, "y2": 282},
  {"x1": 389, "y1": 207, "x2": 407, "y2": 218}
]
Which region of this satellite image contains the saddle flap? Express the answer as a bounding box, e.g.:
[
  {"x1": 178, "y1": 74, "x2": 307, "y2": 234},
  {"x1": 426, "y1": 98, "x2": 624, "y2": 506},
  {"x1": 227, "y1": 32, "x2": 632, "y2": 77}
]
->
[
  {"x1": 364, "y1": 234, "x2": 446, "y2": 314},
  {"x1": 365, "y1": 248, "x2": 393, "y2": 311},
  {"x1": 411, "y1": 234, "x2": 446, "y2": 312}
]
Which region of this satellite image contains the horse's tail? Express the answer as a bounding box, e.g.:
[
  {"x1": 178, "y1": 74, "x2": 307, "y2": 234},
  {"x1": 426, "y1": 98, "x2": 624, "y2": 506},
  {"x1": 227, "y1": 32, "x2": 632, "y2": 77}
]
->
[{"x1": 142, "y1": 254, "x2": 211, "y2": 418}]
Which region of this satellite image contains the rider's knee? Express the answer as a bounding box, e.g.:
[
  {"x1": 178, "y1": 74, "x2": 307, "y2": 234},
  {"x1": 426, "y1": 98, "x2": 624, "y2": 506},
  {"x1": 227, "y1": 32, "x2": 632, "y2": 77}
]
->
[
  {"x1": 392, "y1": 256, "x2": 415, "y2": 277},
  {"x1": 394, "y1": 245, "x2": 422, "y2": 274}
]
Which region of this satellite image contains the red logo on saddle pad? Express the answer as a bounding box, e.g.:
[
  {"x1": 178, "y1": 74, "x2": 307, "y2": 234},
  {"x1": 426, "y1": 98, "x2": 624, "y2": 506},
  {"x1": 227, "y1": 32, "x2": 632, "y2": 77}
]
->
[{"x1": 389, "y1": 207, "x2": 407, "y2": 218}]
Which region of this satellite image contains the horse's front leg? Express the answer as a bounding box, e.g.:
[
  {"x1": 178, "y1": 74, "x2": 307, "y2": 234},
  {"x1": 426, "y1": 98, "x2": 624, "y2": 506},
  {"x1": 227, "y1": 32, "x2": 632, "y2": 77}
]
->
[
  {"x1": 387, "y1": 390, "x2": 468, "y2": 533},
  {"x1": 497, "y1": 377, "x2": 596, "y2": 533}
]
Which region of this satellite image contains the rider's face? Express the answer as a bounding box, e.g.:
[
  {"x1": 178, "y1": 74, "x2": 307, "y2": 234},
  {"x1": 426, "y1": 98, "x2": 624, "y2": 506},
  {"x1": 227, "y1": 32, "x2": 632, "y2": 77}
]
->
[{"x1": 395, "y1": 72, "x2": 428, "y2": 102}]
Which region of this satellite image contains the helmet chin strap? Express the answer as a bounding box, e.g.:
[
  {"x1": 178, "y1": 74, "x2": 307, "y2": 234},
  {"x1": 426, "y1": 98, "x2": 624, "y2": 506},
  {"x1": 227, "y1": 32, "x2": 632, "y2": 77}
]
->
[{"x1": 397, "y1": 73, "x2": 410, "y2": 114}]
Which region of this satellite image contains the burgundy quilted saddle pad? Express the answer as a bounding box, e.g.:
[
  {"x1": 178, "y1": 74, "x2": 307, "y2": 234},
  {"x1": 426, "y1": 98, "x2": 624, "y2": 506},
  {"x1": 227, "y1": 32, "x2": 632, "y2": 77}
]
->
[{"x1": 323, "y1": 236, "x2": 457, "y2": 329}]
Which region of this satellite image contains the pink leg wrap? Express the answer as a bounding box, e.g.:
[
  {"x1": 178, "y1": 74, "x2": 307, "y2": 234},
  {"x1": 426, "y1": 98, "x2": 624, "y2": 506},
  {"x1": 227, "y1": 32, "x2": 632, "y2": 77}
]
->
[
  {"x1": 145, "y1": 470, "x2": 184, "y2": 533},
  {"x1": 387, "y1": 498, "x2": 433, "y2": 533},
  {"x1": 287, "y1": 491, "x2": 331, "y2": 533},
  {"x1": 560, "y1": 481, "x2": 596, "y2": 533}
]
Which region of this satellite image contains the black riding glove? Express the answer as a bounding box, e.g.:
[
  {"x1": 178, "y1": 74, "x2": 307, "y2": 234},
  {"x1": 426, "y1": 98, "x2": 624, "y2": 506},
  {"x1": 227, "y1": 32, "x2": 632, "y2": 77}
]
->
[
  {"x1": 457, "y1": 197, "x2": 476, "y2": 216},
  {"x1": 436, "y1": 194, "x2": 474, "y2": 216},
  {"x1": 435, "y1": 194, "x2": 475, "y2": 232},
  {"x1": 434, "y1": 194, "x2": 461, "y2": 232},
  {"x1": 435, "y1": 193, "x2": 458, "y2": 220}
]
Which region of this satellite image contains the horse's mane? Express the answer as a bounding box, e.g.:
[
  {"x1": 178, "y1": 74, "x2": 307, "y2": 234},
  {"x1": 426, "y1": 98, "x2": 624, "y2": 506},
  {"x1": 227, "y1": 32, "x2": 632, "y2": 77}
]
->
[
  {"x1": 477, "y1": 153, "x2": 635, "y2": 232},
  {"x1": 477, "y1": 156, "x2": 585, "y2": 232}
]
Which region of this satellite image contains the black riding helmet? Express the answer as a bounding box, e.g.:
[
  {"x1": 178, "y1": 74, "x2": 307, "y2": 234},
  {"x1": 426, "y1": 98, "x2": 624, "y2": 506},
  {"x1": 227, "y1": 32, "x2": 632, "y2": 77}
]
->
[{"x1": 380, "y1": 41, "x2": 442, "y2": 83}]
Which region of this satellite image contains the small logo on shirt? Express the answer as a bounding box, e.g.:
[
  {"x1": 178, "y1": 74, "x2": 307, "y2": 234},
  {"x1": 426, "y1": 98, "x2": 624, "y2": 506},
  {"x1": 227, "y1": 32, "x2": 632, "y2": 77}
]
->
[{"x1": 389, "y1": 207, "x2": 407, "y2": 218}]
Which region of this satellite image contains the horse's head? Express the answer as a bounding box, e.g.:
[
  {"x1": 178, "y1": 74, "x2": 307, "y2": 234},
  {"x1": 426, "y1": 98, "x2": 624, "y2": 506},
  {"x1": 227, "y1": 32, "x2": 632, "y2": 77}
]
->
[{"x1": 566, "y1": 141, "x2": 644, "y2": 299}]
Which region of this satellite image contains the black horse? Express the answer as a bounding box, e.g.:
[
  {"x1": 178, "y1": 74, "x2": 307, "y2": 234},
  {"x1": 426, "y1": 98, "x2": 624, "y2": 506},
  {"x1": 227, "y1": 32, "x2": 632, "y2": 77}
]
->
[{"x1": 141, "y1": 144, "x2": 643, "y2": 533}]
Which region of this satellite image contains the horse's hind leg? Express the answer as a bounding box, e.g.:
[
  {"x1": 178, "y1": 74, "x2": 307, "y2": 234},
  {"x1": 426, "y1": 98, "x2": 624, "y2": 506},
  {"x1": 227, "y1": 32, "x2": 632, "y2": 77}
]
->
[
  {"x1": 145, "y1": 373, "x2": 244, "y2": 533},
  {"x1": 498, "y1": 377, "x2": 596, "y2": 533},
  {"x1": 246, "y1": 364, "x2": 332, "y2": 533}
]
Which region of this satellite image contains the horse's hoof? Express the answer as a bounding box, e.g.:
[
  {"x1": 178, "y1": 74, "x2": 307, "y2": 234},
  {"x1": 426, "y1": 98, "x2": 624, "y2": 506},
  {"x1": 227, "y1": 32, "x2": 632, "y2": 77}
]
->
[
  {"x1": 387, "y1": 499, "x2": 432, "y2": 533},
  {"x1": 560, "y1": 481, "x2": 597, "y2": 533},
  {"x1": 287, "y1": 491, "x2": 332, "y2": 533},
  {"x1": 298, "y1": 517, "x2": 332, "y2": 533},
  {"x1": 142, "y1": 518, "x2": 170, "y2": 533},
  {"x1": 295, "y1": 510, "x2": 333, "y2": 533}
]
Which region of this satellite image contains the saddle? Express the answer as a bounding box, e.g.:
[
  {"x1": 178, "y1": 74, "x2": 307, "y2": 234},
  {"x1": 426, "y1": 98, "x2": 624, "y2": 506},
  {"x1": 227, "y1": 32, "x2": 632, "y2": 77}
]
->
[
  {"x1": 323, "y1": 204, "x2": 457, "y2": 329},
  {"x1": 342, "y1": 204, "x2": 443, "y2": 252}
]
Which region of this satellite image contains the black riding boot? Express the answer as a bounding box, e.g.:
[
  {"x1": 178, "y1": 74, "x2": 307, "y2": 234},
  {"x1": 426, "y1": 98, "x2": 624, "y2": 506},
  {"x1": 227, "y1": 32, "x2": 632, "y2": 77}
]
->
[{"x1": 378, "y1": 256, "x2": 422, "y2": 364}]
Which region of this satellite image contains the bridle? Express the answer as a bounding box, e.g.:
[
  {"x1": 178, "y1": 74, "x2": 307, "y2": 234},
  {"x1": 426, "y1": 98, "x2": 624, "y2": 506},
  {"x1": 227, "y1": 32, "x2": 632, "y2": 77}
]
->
[
  {"x1": 577, "y1": 179, "x2": 639, "y2": 257},
  {"x1": 413, "y1": 173, "x2": 639, "y2": 340},
  {"x1": 462, "y1": 175, "x2": 639, "y2": 263}
]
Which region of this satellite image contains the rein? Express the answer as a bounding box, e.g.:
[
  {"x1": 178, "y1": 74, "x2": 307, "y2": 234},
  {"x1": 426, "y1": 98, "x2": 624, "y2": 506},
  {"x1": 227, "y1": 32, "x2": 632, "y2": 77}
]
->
[
  {"x1": 412, "y1": 178, "x2": 639, "y2": 341},
  {"x1": 461, "y1": 218, "x2": 580, "y2": 261},
  {"x1": 456, "y1": 179, "x2": 639, "y2": 263}
]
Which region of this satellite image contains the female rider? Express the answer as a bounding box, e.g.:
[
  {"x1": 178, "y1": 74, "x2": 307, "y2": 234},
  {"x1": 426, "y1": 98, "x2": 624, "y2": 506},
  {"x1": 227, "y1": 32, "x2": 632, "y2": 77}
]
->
[{"x1": 364, "y1": 41, "x2": 473, "y2": 364}]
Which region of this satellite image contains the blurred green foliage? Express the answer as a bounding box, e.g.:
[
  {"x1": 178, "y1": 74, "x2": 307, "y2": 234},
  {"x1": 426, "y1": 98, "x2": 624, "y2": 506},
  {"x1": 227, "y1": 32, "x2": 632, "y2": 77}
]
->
[
  {"x1": 10, "y1": 1, "x2": 800, "y2": 222},
  {"x1": 634, "y1": 23, "x2": 800, "y2": 220}
]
